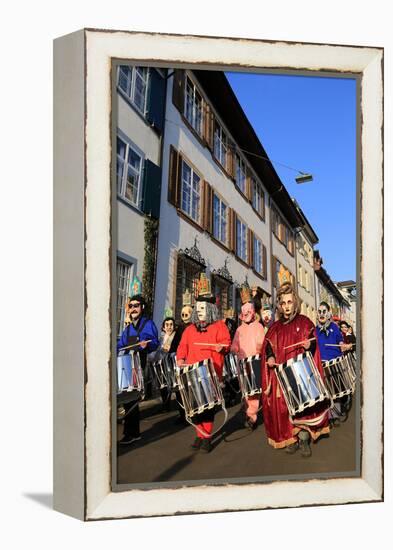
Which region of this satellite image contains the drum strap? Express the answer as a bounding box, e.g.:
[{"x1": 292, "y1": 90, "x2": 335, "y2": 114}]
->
[{"x1": 185, "y1": 406, "x2": 229, "y2": 438}]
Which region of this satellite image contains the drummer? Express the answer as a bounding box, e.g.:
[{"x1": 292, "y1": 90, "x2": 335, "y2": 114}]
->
[
  {"x1": 231, "y1": 287, "x2": 265, "y2": 430},
  {"x1": 117, "y1": 293, "x2": 159, "y2": 446},
  {"x1": 316, "y1": 302, "x2": 349, "y2": 427},
  {"x1": 261, "y1": 282, "x2": 330, "y2": 457},
  {"x1": 176, "y1": 274, "x2": 231, "y2": 453}
]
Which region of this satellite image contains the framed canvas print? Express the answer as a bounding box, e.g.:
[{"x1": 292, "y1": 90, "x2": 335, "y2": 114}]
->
[{"x1": 53, "y1": 29, "x2": 383, "y2": 520}]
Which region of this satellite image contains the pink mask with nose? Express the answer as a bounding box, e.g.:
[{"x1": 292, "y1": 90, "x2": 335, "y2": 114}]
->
[{"x1": 240, "y1": 302, "x2": 255, "y2": 324}]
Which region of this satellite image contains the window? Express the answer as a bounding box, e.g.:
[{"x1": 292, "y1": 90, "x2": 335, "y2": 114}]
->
[
  {"x1": 213, "y1": 120, "x2": 228, "y2": 168},
  {"x1": 117, "y1": 136, "x2": 143, "y2": 207},
  {"x1": 185, "y1": 77, "x2": 204, "y2": 135},
  {"x1": 175, "y1": 255, "x2": 204, "y2": 321},
  {"x1": 117, "y1": 66, "x2": 149, "y2": 114},
  {"x1": 116, "y1": 259, "x2": 134, "y2": 337},
  {"x1": 181, "y1": 160, "x2": 201, "y2": 223},
  {"x1": 235, "y1": 154, "x2": 246, "y2": 194},
  {"x1": 272, "y1": 208, "x2": 294, "y2": 255},
  {"x1": 298, "y1": 264, "x2": 303, "y2": 287},
  {"x1": 211, "y1": 274, "x2": 233, "y2": 320},
  {"x1": 252, "y1": 178, "x2": 265, "y2": 218},
  {"x1": 213, "y1": 194, "x2": 228, "y2": 244},
  {"x1": 236, "y1": 217, "x2": 247, "y2": 262},
  {"x1": 253, "y1": 236, "x2": 263, "y2": 274}
]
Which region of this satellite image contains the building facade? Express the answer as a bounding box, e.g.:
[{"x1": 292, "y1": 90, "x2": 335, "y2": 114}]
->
[{"x1": 115, "y1": 65, "x2": 166, "y2": 335}]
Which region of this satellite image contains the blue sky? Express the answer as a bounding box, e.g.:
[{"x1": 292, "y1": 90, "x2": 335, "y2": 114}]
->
[{"x1": 226, "y1": 71, "x2": 357, "y2": 282}]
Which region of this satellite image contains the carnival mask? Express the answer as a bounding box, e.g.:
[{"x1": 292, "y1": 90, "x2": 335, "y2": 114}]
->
[
  {"x1": 279, "y1": 293, "x2": 295, "y2": 320},
  {"x1": 181, "y1": 305, "x2": 193, "y2": 324},
  {"x1": 163, "y1": 319, "x2": 174, "y2": 335},
  {"x1": 196, "y1": 301, "x2": 208, "y2": 322},
  {"x1": 240, "y1": 302, "x2": 255, "y2": 324},
  {"x1": 262, "y1": 308, "x2": 272, "y2": 325},
  {"x1": 317, "y1": 306, "x2": 330, "y2": 324}
]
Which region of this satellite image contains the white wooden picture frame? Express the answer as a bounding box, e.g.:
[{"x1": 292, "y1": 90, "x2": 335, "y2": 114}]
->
[{"x1": 53, "y1": 29, "x2": 383, "y2": 521}]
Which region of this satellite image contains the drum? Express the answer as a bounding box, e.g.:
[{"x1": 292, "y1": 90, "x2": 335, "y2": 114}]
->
[
  {"x1": 223, "y1": 352, "x2": 239, "y2": 381},
  {"x1": 323, "y1": 355, "x2": 355, "y2": 400},
  {"x1": 345, "y1": 352, "x2": 357, "y2": 386},
  {"x1": 151, "y1": 352, "x2": 179, "y2": 391},
  {"x1": 175, "y1": 359, "x2": 224, "y2": 417},
  {"x1": 276, "y1": 352, "x2": 330, "y2": 416},
  {"x1": 238, "y1": 355, "x2": 262, "y2": 398},
  {"x1": 117, "y1": 351, "x2": 144, "y2": 395}
]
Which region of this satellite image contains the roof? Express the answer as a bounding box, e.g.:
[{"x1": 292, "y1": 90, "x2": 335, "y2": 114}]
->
[
  {"x1": 316, "y1": 267, "x2": 351, "y2": 308},
  {"x1": 193, "y1": 70, "x2": 304, "y2": 229},
  {"x1": 336, "y1": 280, "x2": 356, "y2": 287}
]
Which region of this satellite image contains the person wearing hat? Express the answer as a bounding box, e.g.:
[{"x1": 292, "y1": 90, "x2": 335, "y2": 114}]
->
[
  {"x1": 176, "y1": 274, "x2": 231, "y2": 453},
  {"x1": 231, "y1": 287, "x2": 265, "y2": 430},
  {"x1": 261, "y1": 282, "x2": 330, "y2": 457},
  {"x1": 117, "y1": 293, "x2": 159, "y2": 445}
]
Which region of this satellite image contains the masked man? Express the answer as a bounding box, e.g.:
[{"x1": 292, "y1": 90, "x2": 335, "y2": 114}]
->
[
  {"x1": 231, "y1": 297, "x2": 265, "y2": 430},
  {"x1": 316, "y1": 303, "x2": 350, "y2": 426},
  {"x1": 261, "y1": 299, "x2": 274, "y2": 334},
  {"x1": 117, "y1": 294, "x2": 159, "y2": 445},
  {"x1": 261, "y1": 282, "x2": 330, "y2": 457},
  {"x1": 176, "y1": 275, "x2": 231, "y2": 453}
]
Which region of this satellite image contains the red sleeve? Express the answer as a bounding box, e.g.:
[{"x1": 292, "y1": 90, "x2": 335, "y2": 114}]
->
[
  {"x1": 176, "y1": 326, "x2": 190, "y2": 361},
  {"x1": 218, "y1": 321, "x2": 232, "y2": 349}
]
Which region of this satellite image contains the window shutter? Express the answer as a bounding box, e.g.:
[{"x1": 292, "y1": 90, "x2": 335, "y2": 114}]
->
[
  {"x1": 248, "y1": 229, "x2": 254, "y2": 267},
  {"x1": 146, "y1": 68, "x2": 166, "y2": 134},
  {"x1": 203, "y1": 181, "x2": 213, "y2": 233},
  {"x1": 228, "y1": 208, "x2": 236, "y2": 252},
  {"x1": 204, "y1": 104, "x2": 214, "y2": 149},
  {"x1": 172, "y1": 69, "x2": 185, "y2": 113},
  {"x1": 227, "y1": 143, "x2": 235, "y2": 178},
  {"x1": 141, "y1": 159, "x2": 162, "y2": 218},
  {"x1": 261, "y1": 189, "x2": 266, "y2": 219},
  {"x1": 246, "y1": 170, "x2": 253, "y2": 202},
  {"x1": 262, "y1": 244, "x2": 267, "y2": 279},
  {"x1": 168, "y1": 145, "x2": 181, "y2": 207}
]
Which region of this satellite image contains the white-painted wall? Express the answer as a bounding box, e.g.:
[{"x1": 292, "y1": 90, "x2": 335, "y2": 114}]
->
[{"x1": 153, "y1": 70, "x2": 272, "y2": 326}]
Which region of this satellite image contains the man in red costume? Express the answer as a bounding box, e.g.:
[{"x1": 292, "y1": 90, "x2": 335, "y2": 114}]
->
[
  {"x1": 176, "y1": 275, "x2": 231, "y2": 453},
  {"x1": 261, "y1": 282, "x2": 330, "y2": 457}
]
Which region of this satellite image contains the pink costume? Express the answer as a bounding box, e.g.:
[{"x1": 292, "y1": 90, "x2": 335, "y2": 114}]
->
[{"x1": 231, "y1": 303, "x2": 265, "y2": 424}]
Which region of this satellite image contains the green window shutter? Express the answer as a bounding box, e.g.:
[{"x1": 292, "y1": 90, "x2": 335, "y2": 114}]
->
[
  {"x1": 142, "y1": 159, "x2": 162, "y2": 219},
  {"x1": 146, "y1": 69, "x2": 166, "y2": 134}
]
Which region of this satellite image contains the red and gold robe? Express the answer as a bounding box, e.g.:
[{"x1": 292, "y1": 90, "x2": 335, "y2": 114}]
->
[{"x1": 261, "y1": 314, "x2": 330, "y2": 449}]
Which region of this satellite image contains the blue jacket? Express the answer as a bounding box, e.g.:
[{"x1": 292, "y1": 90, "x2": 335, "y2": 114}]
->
[
  {"x1": 117, "y1": 317, "x2": 159, "y2": 354},
  {"x1": 316, "y1": 322, "x2": 343, "y2": 361}
]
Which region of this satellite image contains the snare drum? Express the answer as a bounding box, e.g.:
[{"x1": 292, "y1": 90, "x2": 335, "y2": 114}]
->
[
  {"x1": 151, "y1": 352, "x2": 179, "y2": 391},
  {"x1": 345, "y1": 352, "x2": 357, "y2": 386},
  {"x1": 151, "y1": 359, "x2": 170, "y2": 389},
  {"x1": 323, "y1": 355, "x2": 355, "y2": 400},
  {"x1": 117, "y1": 351, "x2": 144, "y2": 395},
  {"x1": 238, "y1": 355, "x2": 262, "y2": 398},
  {"x1": 175, "y1": 359, "x2": 224, "y2": 417},
  {"x1": 223, "y1": 353, "x2": 239, "y2": 381},
  {"x1": 276, "y1": 352, "x2": 330, "y2": 416}
]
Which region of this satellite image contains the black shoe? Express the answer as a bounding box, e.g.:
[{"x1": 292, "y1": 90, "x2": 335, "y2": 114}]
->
[
  {"x1": 330, "y1": 418, "x2": 341, "y2": 428},
  {"x1": 191, "y1": 437, "x2": 202, "y2": 450},
  {"x1": 200, "y1": 439, "x2": 212, "y2": 453},
  {"x1": 299, "y1": 439, "x2": 312, "y2": 458},
  {"x1": 119, "y1": 434, "x2": 141, "y2": 445},
  {"x1": 285, "y1": 442, "x2": 299, "y2": 454},
  {"x1": 244, "y1": 418, "x2": 257, "y2": 431}
]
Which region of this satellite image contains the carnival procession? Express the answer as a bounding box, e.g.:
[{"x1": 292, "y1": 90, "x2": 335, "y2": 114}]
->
[{"x1": 116, "y1": 273, "x2": 356, "y2": 469}]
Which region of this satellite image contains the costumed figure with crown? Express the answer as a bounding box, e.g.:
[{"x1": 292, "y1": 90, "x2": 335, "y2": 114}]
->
[
  {"x1": 261, "y1": 282, "x2": 330, "y2": 457},
  {"x1": 231, "y1": 286, "x2": 265, "y2": 430},
  {"x1": 176, "y1": 274, "x2": 232, "y2": 453}
]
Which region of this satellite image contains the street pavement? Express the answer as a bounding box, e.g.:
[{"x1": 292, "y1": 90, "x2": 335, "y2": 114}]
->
[{"x1": 117, "y1": 394, "x2": 358, "y2": 485}]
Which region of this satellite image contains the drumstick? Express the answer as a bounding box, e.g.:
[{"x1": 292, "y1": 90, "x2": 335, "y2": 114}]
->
[
  {"x1": 324, "y1": 344, "x2": 343, "y2": 347},
  {"x1": 118, "y1": 340, "x2": 152, "y2": 351},
  {"x1": 283, "y1": 337, "x2": 316, "y2": 350},
  {"x1": 193, "y1": 342, "x2": 230, "y2": 346}
]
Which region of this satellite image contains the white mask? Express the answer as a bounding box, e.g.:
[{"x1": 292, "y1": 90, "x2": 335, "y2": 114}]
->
[{"x1": 196, "y1": 301, "x2": 207, "y2": 322}]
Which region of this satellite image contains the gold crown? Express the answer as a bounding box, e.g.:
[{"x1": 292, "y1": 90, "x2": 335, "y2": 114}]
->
[
  {"x1": 240, "y1": 286, "x2": 251, "y2": 304},
  {"x1": 197, "y1": 273, "x2": 211, "y2": 297}
]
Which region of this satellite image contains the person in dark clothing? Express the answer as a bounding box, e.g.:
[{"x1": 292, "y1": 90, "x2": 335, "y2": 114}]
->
[
  {"x1": 117, "y1": 294, "x2": 159, "y2": 445},
  {"x1": 339, "y1": 321, "x2": 356, "y2": 353},
  {"x1": 154, "y1": 317, "x2": 182, "y2": 412}
]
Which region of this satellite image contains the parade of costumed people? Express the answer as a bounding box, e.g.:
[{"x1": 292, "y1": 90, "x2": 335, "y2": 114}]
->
[
  {"x1": 261, "y1": 282, "x2": 330, "y2": 457},
  {"x1": 117, "y1": 280, "x2": 160, "y2": 446},
  {"x1": 230, "y1": 286, "x2": 265, "y2": 431},
  {"x1": 175, "y1": 273, "x2": 232, "y2": 453}
]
